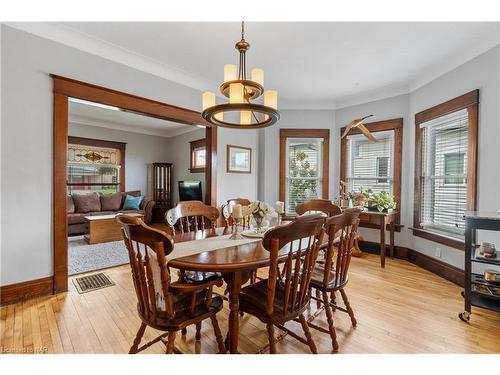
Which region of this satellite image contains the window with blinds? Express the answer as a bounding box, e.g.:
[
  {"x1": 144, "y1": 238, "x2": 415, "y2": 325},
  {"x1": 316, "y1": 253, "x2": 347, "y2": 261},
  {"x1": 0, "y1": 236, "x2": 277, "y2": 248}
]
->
[
  {"x1": 345, "y1": 130, "x2": 394, "y2": 195},
  {"x1": 418, "y1": 108, "x2": 469, "y2": 238},
  {"x1": 285, "y1": 138, "x2": 323, "y2": 213}
]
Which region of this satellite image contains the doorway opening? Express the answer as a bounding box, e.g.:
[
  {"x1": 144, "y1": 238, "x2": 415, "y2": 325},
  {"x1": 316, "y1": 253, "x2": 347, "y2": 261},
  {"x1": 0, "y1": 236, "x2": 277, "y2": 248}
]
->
[{"x1": 53, "y1": 75, "x2": 217, "y2": 291}]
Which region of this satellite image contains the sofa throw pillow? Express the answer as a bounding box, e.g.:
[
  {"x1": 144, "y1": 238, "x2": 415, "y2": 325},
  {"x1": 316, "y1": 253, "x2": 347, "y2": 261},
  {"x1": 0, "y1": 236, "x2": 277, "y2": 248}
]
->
[
  {"x1": 100, "y1": 192, "x2": 122, "y2": 211},
  {"x1": 72, "y1": 193, "x2": 101, "y2": 213},
  {"x1": 122, "y1": 194, "x2": 144, "y2": 210}
]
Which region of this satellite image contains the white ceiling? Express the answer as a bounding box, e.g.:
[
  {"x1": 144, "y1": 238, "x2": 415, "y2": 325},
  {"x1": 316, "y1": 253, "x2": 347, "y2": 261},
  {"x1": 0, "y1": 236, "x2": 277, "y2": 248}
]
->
[
  {"x1": 9, "y1": 22, "x2": 500, "y2": 108},
  {"x1": 68, "y1": 99, "x2": 199, "y2": 138}
]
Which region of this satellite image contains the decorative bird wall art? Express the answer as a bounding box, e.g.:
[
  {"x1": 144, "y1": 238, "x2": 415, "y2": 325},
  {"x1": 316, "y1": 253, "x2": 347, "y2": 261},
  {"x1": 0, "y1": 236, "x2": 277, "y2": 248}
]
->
[{"x1": 341, "y1": 114, "x2": 377, "y2": 142}]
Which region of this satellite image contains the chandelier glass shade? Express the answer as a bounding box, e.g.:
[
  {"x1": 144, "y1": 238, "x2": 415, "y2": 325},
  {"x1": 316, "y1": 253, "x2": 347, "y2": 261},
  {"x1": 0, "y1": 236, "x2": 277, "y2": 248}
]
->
[{"x1": 201, "y1": 22, "x2": 280, "y2": 129}]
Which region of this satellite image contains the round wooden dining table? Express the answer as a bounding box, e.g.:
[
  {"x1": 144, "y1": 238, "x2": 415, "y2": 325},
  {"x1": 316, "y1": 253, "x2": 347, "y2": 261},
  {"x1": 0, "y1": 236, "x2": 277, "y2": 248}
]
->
[{"x1": 168, "y1": 226, "x2": 288, "y2": 354}]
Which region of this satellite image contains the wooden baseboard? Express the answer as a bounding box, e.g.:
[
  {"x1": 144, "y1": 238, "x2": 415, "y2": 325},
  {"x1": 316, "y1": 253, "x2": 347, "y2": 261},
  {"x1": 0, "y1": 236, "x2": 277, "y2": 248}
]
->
[
  {"x1": 359, "y1": 240, "x2": 464, "y2": 286},
  {"x1": 0, "y1": 277, "x2": 54, "y2": 306}
]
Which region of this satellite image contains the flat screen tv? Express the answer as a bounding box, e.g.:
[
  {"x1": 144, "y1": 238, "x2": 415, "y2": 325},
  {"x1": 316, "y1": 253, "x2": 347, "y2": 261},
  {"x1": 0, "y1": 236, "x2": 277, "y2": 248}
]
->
[{"x1": 178, "y1": 180, "x2": 203, "y2": 202}]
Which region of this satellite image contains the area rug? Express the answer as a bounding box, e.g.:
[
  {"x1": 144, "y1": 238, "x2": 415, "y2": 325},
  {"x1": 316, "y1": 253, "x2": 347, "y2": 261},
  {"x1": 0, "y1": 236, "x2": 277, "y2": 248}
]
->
[{"x1": 68, "y1": 236, "x2": 129, "y2": 275}]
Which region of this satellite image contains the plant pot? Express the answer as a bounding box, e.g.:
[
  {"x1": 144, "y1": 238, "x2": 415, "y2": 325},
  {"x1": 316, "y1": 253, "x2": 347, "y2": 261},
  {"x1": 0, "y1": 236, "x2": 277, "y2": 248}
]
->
[{"x1": 367, "y1": 206, "x2": 393, "y2": 213}]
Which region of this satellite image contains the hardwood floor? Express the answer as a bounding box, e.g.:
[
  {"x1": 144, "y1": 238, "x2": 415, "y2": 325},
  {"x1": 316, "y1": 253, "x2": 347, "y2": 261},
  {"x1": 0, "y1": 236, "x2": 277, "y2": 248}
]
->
[{"x1": 1, "y1": 254, "x2": 499, "y2": 354}]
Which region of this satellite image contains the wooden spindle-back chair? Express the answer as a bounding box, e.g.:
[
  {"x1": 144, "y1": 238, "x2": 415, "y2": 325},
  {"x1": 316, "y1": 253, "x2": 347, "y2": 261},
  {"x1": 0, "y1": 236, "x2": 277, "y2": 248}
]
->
[
  {"x1": 239, "y1": 214, "x2": 326, "y2": 354},
  {"x1": 165, "y1": 200, "x2": 219, "y2": 236},
  {"x1": 307, "y1": 208, "x2": 361, "y2": 352},
  {"x1": 221, "y1": 198, "x2": 252, "y2": 229},
  {"x1": 117, "y1": 214, "x2": 226, "y2": 354}
]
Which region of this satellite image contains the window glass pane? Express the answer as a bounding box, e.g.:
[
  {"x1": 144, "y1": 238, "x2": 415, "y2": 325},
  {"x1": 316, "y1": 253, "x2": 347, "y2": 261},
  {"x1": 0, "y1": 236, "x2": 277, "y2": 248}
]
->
[
  {"x1": 346, "y1": 130, "x2": 394, "y2": 195},
  {"x1": 285, "y1": 138, "x2": 323, "y2": 213},
  {"x1": 67, "y1": 143, "x2": 121, "y2": 195},
  {"x1": 419, "y1": 108, "x2": 468, "y2": 238}
]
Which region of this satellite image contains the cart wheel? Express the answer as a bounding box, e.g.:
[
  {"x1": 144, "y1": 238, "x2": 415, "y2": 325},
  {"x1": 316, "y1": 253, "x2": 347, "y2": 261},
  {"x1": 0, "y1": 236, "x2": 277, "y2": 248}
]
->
[
  {"x1": 461, "y1": 290, "x2": 465, "y2": 298},
  {"x1": 459, "y1": 311, "x2": 470, "y2": 322}
]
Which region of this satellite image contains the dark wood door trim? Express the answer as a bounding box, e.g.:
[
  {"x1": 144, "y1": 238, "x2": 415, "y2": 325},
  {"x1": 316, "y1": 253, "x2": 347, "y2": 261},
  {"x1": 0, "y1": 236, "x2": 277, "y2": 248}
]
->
[{"x1": 53, "y1": 75, "x2": 216, "y2": 294}]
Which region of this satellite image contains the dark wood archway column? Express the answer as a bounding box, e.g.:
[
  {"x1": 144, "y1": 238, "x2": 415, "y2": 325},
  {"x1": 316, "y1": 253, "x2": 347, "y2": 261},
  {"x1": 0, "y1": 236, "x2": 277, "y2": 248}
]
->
[{"x1": 52, "y1": 75, "x2": 216, "y2": 293}]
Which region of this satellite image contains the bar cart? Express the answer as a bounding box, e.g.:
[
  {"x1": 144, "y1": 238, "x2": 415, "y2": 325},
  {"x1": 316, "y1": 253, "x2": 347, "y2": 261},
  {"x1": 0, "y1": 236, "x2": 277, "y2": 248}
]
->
[{"x1": 460, "y1": 211, "x2": 500, "y2": 322}]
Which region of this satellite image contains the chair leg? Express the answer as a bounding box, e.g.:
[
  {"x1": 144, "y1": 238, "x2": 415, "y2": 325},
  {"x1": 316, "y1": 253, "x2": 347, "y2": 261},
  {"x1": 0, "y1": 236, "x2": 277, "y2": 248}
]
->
[
  {"x1": 129, "y1": 322, "x2": 146, "y2": 354},
  {"x1": 165, "y1": 331, "x2": 176, "y2": 354},
  {"x1": 340, "y1": 289, "x2": 357, "y2": 327},
  {"x1": 210, "y1": 315, "x2": 226, "y2": 353},
  {"x1": 266, "y1": 323, "x2": 277, "y2": 354},
  {"x1": 195, "y1": 322, "x2": 202, "y2": 341},
  {"x1": 323, "y1": 291, "x2": 339, "y2": 352},
  {"x1": 298, "y1": 314, "x2": 317, "y2": 354},
  {"x1": 315, "y1": 288, "x2": 322, "y2": 309}
]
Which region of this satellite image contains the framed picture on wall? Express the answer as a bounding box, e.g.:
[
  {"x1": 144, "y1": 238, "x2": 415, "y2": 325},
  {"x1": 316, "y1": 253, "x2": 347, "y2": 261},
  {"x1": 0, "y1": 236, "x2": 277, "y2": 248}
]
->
[{"x1": 227, "y1": 145, "x2": 252, "y2": 173}]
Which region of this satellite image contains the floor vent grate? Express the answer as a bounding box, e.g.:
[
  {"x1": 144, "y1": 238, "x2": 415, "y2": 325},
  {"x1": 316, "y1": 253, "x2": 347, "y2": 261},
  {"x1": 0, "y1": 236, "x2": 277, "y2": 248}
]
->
[{"x1": 72, "y1": 272, "x2": 115, "y2": 294}]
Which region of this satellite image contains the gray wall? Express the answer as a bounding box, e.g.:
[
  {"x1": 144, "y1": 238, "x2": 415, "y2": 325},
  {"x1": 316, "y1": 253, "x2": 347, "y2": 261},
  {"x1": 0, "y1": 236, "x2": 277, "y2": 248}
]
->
[
  {"x1": 334, "y1": 46, "x2": 500, "y2": 270},
  {"x1": 0, "y1": 26, "x2": 259, "y2": 286},
  {"x1": 217, "y1": 127, "x2": 259, "y2": 205},
  {"x1": 165, "y1": 128, "x2": 206, "y2": 204},
  {"x1": 68, "y1": 123, "x2": 172, "y2": 197}
]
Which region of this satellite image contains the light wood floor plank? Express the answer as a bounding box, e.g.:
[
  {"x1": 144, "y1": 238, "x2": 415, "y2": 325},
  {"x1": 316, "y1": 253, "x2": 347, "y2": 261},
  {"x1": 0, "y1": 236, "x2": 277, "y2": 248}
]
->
[{"x1": 2, "y1": 254, "x2": 499, "y2": 354}]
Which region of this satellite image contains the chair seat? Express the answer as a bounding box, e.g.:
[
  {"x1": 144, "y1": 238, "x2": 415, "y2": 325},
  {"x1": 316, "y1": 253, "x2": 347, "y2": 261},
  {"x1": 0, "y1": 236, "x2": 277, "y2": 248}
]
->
[
  {"x1": 310, "y1": 264, "x2": 348, "y2": 291},
  {"x1": 240, "y1": 279, "x2": 308, "y2": 324},
  {"x1": 144, "y1": 291, "x2": 224, "y2": 330}
]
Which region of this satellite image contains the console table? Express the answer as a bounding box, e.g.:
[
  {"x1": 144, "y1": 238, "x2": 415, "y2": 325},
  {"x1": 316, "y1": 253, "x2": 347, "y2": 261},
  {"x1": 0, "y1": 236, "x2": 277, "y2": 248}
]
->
[{"x1": 357, "y1": 210, "x2": 398, "y2": 268}]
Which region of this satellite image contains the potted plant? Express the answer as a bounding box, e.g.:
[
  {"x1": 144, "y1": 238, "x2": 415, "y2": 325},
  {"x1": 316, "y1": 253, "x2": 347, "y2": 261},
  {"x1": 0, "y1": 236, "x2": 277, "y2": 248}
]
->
[{"x1": 367, "y1": 191, "x2": 396, "y2": 212}]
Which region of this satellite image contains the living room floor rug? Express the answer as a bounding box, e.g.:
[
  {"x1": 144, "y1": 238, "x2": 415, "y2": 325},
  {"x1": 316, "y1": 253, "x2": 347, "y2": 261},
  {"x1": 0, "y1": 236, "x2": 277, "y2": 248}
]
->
[{"x1": 68, "y1": 236, "x2": 129, "y2": 275}]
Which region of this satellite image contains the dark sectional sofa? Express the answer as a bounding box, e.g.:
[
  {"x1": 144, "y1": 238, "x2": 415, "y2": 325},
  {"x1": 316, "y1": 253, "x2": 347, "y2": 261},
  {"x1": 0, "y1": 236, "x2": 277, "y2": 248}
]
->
[{"x1": 67, "y1": 190, "x2": 154, "y2": 235}]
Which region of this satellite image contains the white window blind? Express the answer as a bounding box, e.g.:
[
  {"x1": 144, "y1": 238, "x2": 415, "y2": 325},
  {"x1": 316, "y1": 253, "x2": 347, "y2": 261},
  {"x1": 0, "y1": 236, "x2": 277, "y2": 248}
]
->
[
  {"x1": 419, "y1": 108, "x2": 468, "y2": 238},
  {"x1": 345, "y1": 130, "x2": 394, "y2": 195},
  {"x1": 285, "y1": 138, "x2": 323, "y2": 214}
]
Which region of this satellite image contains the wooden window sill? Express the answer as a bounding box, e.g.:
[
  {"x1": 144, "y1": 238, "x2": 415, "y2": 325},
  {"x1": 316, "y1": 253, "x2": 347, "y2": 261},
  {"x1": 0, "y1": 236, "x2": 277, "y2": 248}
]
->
[{"x1": 411, "y1": 227, "x2": 464, "y2": 250}]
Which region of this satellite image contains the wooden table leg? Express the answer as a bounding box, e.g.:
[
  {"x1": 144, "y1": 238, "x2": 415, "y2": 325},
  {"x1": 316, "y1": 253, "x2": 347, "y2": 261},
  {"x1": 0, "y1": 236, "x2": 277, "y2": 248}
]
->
[
  {"x1": 380, "y1": 216, "x2": 386, "y2": 268},
  {"x1": 389, "y1": 220, "x2": 395, "y2": 258},
  {"x1": 223, "y1": 271, "x2": 243, "y2": 354}
]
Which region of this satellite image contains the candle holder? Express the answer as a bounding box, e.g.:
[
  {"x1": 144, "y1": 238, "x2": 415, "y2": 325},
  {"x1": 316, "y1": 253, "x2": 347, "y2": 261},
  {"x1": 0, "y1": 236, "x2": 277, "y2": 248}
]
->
[{"x1": 229, "y1": 216, "x2": 244, "y2": 240}]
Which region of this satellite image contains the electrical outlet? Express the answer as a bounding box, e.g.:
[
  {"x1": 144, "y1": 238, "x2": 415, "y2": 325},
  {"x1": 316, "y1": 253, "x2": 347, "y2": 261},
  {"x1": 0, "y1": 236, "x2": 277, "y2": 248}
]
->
[{"x1": 435, "y1": 247, "x2": 442, "y2": 258}]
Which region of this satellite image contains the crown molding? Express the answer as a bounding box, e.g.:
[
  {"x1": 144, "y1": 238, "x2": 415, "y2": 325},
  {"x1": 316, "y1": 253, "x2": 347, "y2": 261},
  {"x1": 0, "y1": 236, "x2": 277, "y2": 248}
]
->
[
  {"x1": 335, "y1": 83, "x2": 410, "y2": 110},
  {"x1": 5, "y1": 22, "x2": 500, "y2": 111},
  {"x1": 409, "y1": 31, "x2": 500, "y2": 92},
  {"x1": 4, "y1": 22, "x2": 216, "y2": 93},
  {"x1": 68, "y1": 114, "x2": 197, "y2": 138}
]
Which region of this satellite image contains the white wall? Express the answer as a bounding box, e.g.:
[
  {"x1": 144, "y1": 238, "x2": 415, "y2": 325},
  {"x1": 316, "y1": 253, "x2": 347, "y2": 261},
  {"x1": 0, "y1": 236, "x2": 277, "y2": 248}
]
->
[
  {"x1": 0, "y1": 26, "x2": 259, "y2": 286},
  {"x1": 165, "y1": 128, "x2": 206, "y2": 204},
  {"x1": 258, "y1": 110, "x2": 336, "y2": 205},
  {"x1": 217, "y1": 127, "x2": 259, "y2": 205},
  {"x1": 68, "y1": 123, "x2": 171, "y2": 197}
]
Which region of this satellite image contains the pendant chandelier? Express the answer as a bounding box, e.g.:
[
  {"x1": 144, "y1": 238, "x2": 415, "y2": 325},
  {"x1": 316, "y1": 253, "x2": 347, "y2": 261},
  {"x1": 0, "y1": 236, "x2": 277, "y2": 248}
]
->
[{"x1": 201, "y1": 22, "x2": 280, "y2": 129}]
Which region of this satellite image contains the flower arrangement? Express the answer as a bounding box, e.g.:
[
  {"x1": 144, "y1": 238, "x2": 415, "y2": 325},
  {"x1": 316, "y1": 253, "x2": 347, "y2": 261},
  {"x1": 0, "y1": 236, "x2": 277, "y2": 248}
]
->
[{"x1": 242, "y1": 201, "x2": 271, "y2": 233}]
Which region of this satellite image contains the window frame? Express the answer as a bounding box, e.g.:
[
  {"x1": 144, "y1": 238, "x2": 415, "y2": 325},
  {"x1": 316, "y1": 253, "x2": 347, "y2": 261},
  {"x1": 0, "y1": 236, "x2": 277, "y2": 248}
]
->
[
  {"x1": 189, "y1": 138, "x2": 206, "y2": 173},
  {"x1": 413, "y1": 90, "x2": 479, "y2": 250},
  {"x1": 279, "y1": 129, "x2": 330, "y2": 212},
  {"x1": 67, "y1": 136, "x2": 126, "y2": 193},
  {"x1": 340, "y1": 118, "x2": 403, "y2": 228}
]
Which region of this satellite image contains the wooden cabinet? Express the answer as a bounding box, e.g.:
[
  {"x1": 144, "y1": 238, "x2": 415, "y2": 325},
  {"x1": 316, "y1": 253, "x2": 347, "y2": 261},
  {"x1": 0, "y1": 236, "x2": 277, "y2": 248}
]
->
[{"x1": 152, "y1": 162, "x2": 173, "y2": 223}]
